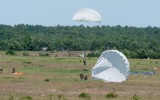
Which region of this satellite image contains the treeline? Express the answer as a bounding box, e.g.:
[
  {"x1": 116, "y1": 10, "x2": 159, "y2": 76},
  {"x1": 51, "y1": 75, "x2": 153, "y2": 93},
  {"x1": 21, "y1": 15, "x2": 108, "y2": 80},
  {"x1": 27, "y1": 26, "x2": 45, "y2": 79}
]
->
[{"x1": 0, "y1": 24, "x2": 160, "y2": 58}]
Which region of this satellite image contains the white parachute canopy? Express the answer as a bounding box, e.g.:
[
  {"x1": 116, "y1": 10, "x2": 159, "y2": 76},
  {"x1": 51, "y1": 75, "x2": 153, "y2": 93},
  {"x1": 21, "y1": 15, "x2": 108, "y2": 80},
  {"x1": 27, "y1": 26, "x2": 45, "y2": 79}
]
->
[
  {"x1": 73, "y1": 8, "x2": 102, "y2": 23},
  {"x1": 79, "y1": 51, "x2": 85, "y2": 58},
  {"x1": 92, "y1": 50, "x2": 130, "y2": 83}
]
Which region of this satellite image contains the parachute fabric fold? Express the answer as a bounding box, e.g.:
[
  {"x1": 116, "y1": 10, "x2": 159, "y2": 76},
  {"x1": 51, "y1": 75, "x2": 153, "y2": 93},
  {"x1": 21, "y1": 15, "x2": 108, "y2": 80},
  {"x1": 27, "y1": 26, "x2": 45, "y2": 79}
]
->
[{"x1": 92, "y1": 50, "x2": 130, "y2": 82}]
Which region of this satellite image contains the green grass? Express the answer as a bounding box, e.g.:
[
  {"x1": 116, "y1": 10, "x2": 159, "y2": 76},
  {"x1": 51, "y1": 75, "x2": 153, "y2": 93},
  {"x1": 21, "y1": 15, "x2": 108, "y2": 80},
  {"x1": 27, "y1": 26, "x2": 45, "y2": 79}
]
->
[{"x1": 18, "y1": 66, "x2": 85, "y2": 74}]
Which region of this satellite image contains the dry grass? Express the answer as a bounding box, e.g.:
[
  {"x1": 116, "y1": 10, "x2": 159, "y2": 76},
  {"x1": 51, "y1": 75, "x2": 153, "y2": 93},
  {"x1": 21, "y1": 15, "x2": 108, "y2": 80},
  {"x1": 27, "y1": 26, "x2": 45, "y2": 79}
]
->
[{"x1": 0, "y1": 51, "x2": 160, "y2": 100}]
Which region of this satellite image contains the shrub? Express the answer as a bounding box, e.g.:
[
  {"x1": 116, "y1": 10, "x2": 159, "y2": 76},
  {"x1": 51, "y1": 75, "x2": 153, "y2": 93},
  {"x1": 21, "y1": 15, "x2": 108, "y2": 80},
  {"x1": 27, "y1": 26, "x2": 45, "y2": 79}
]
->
[
  {"x1": 39, "y1": 53, "x2": 49, "y2": 56},
  {"x1": 6, "y1": 50, "x2": 16, "y2": 55},
  {"x1": 23, "y1": 52, "x2": 29, "y2": 56},
  {"x1": 79, "y1": 92, "x2": 91, "y2": 100},
  {"x1": 132, "y1": 94, "x2": 140, "y2": 100},
  {"x1": 57, "y1": 94, "x2": 65, "y2": 100},
  {"x1": 23, "y1": 61, "x2": 31, "y2": 64},
  {"x1": 49, "y1": 94, "x2": 52, "y2": 100},
  {"x1": 8, "y1": 95, "x2": 14, "y2": 100},
  {"x1": 44, "y1": 79, "x2": 50, "y2": 82},
  {"x1": 50, "y1": 51, "x2": 55, "y2": 53},
  {"x1": 106, "y1": 93, "x2": 118, "y2": 98},
  {"x1": 19, "y1": 96, "x2": 33, "y2": 100}
]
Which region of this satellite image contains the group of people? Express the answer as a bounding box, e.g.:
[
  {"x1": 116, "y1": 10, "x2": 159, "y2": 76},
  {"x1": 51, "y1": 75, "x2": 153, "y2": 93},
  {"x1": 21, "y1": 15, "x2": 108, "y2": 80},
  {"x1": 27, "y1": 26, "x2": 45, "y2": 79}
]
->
[
  {"x1": 79, "y1": 57, "x2": 88, "y2": 80},
  {"x1": 79, "y1": 73, "x2": 88, "y2": 80},
  {"x1": 0, "y1": 68, "x2": 3, "y2": 74}
]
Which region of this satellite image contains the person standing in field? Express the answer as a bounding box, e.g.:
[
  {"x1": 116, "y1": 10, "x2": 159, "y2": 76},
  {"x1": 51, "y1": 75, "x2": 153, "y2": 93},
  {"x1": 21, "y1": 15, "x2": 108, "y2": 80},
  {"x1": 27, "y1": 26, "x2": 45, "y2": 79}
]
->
[
  {"x1": 12, "y1": 67, "x2": 15, "y2": 73},
  {"x1": 79, "y1": 73, "x2": 84, "y2": 80},
  {"x1": 83, "y1": 57, "x2": 86, "y2": 66},
  {"x1": 84, "y1": 75, "x2": 88, "y2": 80},
  {"x1": 0, "y1": 68, "x2": 3, "y2": 74}
]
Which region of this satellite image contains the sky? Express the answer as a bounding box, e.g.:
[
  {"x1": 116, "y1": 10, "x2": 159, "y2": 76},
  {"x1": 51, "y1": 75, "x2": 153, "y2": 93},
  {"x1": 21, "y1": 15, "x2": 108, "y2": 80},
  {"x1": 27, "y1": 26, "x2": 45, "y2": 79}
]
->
[{"x1": 0, "y1": 0, "x2": 160, "y2": 27}]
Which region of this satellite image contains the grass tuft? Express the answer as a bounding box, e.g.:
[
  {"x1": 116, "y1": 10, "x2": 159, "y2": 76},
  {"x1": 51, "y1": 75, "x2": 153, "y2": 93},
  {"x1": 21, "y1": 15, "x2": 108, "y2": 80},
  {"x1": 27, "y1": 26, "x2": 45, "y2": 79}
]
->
[
  {"x1": 106, "y1": 92, "x2": 118, "y2": 98},
  {"x1": 8, "y1": 95, "x2": 14, "y2": 100},
  {"x1": 57, "y1": 94, "x2": 65, "y2": 100},
  {"x1": 131, "y1": 94, "x2": 140, "y2": 100},
  {"x1": 79, "y1": 92, "x2": 91, "y2": 100},
  {"x1": 44, "y1": 78, "x2": 50, "y2": 82},
  {"x1": 19, "y1": 96, "x2": 33, "y2": 100}
]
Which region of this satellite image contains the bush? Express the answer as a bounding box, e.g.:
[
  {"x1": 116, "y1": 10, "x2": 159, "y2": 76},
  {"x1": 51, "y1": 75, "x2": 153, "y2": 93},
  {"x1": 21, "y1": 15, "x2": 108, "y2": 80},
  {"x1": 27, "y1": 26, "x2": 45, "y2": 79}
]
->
[
  {"x1": 23, "y1": 52, "x2": 29, "y2": 56},
  {"x1": 106, "y1": 93, "x2": 118, "y2": 98},
  {"x1": 49, "y1": 94, "x2": 52, "y2": 100},
  {"x1": 44, "y1": 79, "x2": 50, "y2": 82},
  {"x1": 19, "y1": 96, "x2": 33, "y2": 100},
  {"x1": 23, "y1": 61, "x2": 31, "y2": 64},
  {"x1": 6, "y1": 50, "x2": 16, "y2": 55},
  {"x1": 39, "y1": 53, "x2": 49, "y2": 56},
  {"x1": 57, "y1": 94, "x2": 65, "y2": 100},
  {"x1": 79, "y1": 92, "x2": 91, "y2": 100},
  {"x1": 8, "y1": 95, "x2": 14, "y2": 100},
  {"x1": 132, "y1": 94, "x2": 140, "y2": 100}
]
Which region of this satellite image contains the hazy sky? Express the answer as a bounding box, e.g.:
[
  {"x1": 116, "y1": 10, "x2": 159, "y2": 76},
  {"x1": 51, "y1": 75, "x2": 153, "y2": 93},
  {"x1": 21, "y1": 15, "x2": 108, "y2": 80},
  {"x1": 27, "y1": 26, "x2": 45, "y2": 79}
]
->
[{"x1": 0, "y1": 0, "x2": 160, "y2": 27}]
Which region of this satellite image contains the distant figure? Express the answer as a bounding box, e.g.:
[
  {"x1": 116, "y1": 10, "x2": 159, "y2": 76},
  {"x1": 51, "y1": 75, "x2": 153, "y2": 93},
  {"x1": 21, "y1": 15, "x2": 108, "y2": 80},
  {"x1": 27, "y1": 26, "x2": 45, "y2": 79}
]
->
[
  {"x1": 12, "y1": 67, "x2": 16, "y2": 73},
  {"x1": 83, "y1": 57, "x2": 86, "y2": 66},
  {"x1": 79, "y1": 73, "x2": 84, "y2": 80},
  {"x1": 42, "y1": 47, "x2": 48, "y2": 51},
  {"x1": 0, "y1": 69, "x2": 3, "y2": 74},
  {"x1": 84, "y1": 75, "x2": 88, "y2": 80},
  {"x1": 13, "y1": 72, "x2": 23, "y2": 76}
]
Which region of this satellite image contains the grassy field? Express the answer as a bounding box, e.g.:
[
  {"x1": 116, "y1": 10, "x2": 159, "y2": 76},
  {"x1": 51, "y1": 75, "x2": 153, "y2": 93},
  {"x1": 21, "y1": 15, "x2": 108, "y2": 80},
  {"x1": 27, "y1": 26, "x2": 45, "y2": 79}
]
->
[{"x1": 0, "y1": 51, "x2": 160, "y2": 100}]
